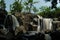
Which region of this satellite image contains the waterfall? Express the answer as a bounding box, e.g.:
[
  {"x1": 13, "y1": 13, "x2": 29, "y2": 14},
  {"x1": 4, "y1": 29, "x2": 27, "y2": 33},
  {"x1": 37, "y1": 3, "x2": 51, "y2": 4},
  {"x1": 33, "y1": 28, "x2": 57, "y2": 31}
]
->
[
  {"x1": 12, "y1": 15, "x2": 19, "y2": 31},
  {"x1": 37, "y1": 18, "x2": 40, "y2": 32},
  {"x1": 37, "y1": 15, "x2": 43, "y2": 32},
  {"x1": 43, "y1": 18, "x2": 53, "y2": 31}
]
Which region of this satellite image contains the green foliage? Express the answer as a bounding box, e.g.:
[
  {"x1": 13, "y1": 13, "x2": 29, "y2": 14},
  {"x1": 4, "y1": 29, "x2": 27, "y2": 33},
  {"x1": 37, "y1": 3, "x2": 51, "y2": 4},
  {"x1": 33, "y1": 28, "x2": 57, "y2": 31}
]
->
[
  {"x1": 33, "y1": 6, "x2": 39, "y2": 13},
  {"x1": 40, "y1": 6, "x2": 51, "y2": 12},
  {"x1": 38, "y1": 7, "x2": 60, "y2": 18},
  {"x1": 54, "y1": 8, "x2": 60, "y2": 17},
  {"x1": 45, "y1": 0, "x2": 58, "y2": 9},
  {"x1": 24, "y1": 0, "x2": 38, "y2": 13},
  {"x1": 10, "y1": 0, "x2": 38, "y2": 13},
  {"x1": 10, "y1": 0, "x2": 23, "y2": 13},
  {"x1": 28, "y1": 0, "x2": 33, "y2": 3},
  {"x1": 0, "y1": 0, "x2": 6, "y2": 10}
]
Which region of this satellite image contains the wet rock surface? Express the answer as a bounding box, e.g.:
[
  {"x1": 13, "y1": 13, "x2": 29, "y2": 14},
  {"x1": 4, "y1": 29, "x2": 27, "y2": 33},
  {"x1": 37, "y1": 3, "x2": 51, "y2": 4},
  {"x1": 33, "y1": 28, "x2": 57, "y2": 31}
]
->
[{"x1": 0, "y1": 31, "x2": 45, "y2": 40}]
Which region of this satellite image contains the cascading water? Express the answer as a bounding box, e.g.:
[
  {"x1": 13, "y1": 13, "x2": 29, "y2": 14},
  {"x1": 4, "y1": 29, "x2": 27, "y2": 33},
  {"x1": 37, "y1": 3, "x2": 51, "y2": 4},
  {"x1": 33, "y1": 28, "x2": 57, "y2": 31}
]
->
[
  {"x1": 37, "y1": 18, "x2": 40, "y2": 32},
  {"x1": 37, "y1": 15, "x2": 43, "y2": 32},
  {"x1": 43, "y1": 18, "x2": 53, "y2": 32}
]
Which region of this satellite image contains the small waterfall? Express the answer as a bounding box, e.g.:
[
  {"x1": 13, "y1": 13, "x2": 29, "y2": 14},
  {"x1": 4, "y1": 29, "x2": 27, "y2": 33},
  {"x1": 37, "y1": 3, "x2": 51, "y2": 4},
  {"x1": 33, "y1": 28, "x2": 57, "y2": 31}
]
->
[
  {"x1": 37, "y1": 15, "x2": 43, "y2": 32},
  {"x1": 37, "y1": 18, "x2": 40, "y2": 32},
  {"x1": 12, "y1": 15, "x2": 20, "y2": 31},
  {"x1": 43, "y1": 18, "x2": 53, "y2": 31}
]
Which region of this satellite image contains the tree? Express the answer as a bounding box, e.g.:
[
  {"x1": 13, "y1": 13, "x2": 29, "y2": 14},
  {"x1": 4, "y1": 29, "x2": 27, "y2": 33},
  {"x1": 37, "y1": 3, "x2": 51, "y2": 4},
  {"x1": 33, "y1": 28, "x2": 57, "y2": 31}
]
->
[
  {"x1": 45, "y1": 0, "x2": 60, "y2": 9},
  {"x1": 38, "y1": 6, "x2": 56, "y2": 18},
  {"x1": 38, "y1": 6, "x2": 60, "y2": 18},
  {"x1": 33, "y1": 6, "x2": 38, "y2": 13},
  {"x1": 10, "y1": 0, "x2": 23, "y2": 13},
  {"x1": 0, "y1": 0, "x2": 6, "y2": 10},
  {"x1": 24, "y1": 0, "x2": 38, "y2": 13}
]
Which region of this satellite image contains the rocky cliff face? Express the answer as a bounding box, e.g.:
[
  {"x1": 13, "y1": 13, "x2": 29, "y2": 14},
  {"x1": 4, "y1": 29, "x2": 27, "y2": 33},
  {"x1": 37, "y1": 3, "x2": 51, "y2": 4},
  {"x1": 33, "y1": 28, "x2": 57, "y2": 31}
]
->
[{"x1": 15, "y1": 13, "x2": 38, "y2": 32}]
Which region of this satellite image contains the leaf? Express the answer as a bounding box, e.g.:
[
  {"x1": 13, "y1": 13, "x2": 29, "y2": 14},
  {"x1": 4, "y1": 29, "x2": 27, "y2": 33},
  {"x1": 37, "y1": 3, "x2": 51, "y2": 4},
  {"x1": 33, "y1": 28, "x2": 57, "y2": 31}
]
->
[
  {"x1": 33, "y1": 1, "x2": 39, "y2": 4},
  {"x1": 24, "y1": 2, "x2": 28, "y2": 5},
  {"x1": 33, "y1": 6, "x2": 38, "y2": 12},
  {"x1": 28, "y1": 0, "x2": 33, "y2": 3}
]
